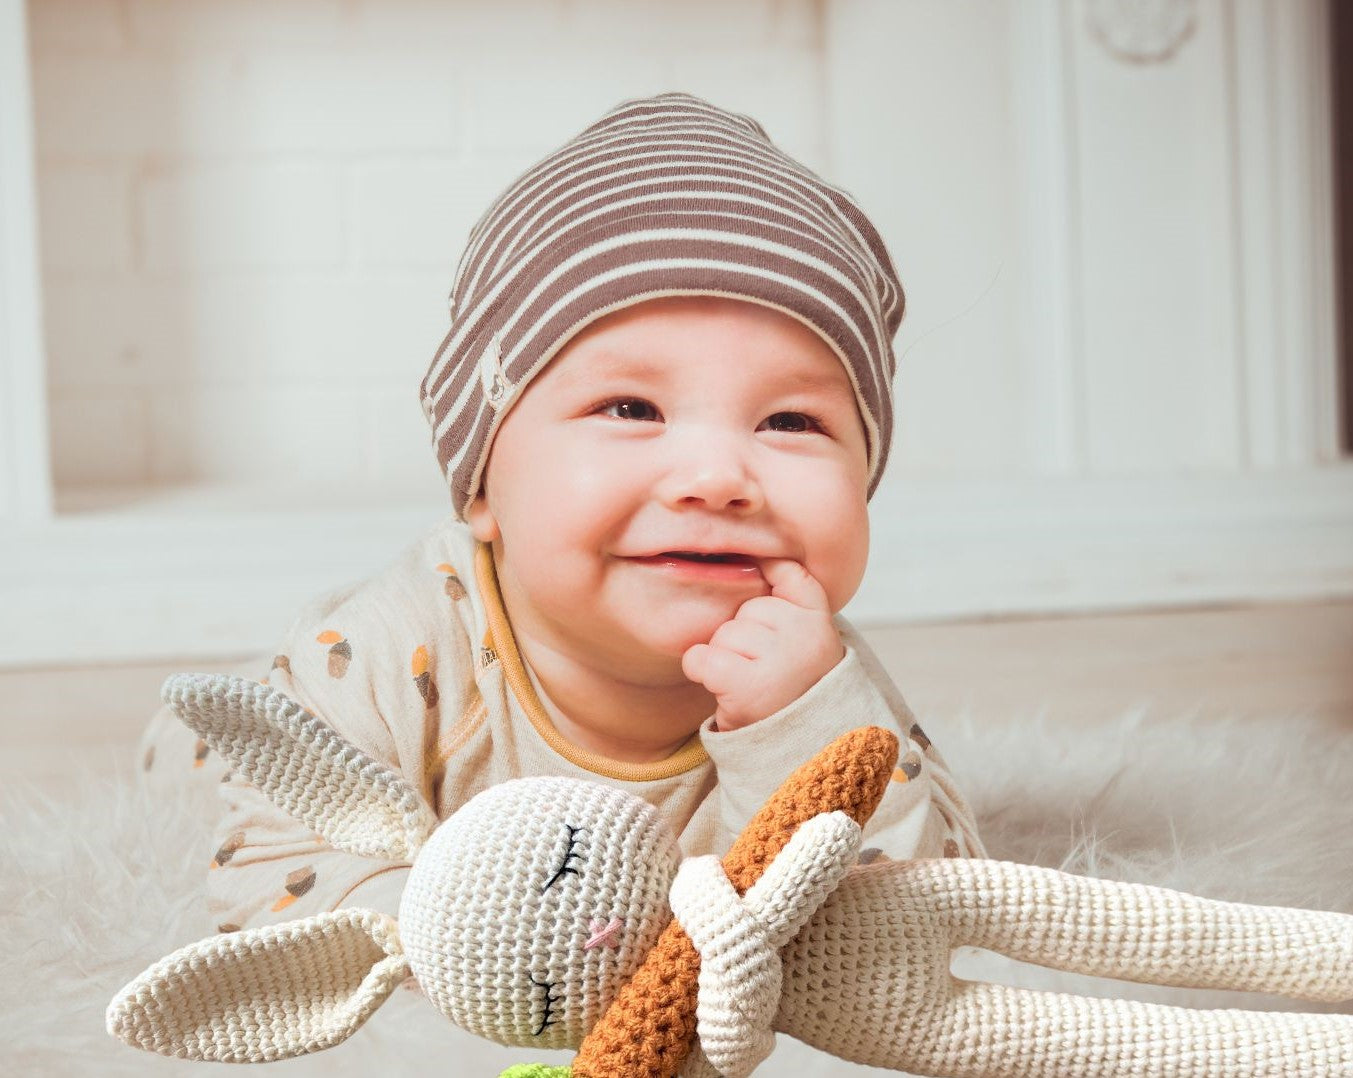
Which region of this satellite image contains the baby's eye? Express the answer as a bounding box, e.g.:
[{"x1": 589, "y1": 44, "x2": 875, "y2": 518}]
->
[
  {"x1": 760, "y1": 411, "x2": 823, "y2": 434},
  {"x1": 598, "y1": 397, "x2": 661, "y2": 422}
]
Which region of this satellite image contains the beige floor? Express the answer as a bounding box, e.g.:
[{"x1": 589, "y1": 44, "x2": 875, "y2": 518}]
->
[{"x1": 4, "y1": 599, "x2": 1351, "y2": 793}]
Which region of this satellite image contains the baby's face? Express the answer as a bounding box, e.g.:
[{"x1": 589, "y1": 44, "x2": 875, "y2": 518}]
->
[{"x1": 468, "y1": 295, "x2": 870, "y2": 675}]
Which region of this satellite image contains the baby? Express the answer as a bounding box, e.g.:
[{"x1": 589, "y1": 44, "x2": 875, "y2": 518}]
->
[{"x1": 140, "y1": 91, "x2": 985, "y2": 932}]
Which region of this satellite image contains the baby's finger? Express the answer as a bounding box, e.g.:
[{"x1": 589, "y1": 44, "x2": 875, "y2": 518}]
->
[
  {"x1": 758, "y1": 558, "x2": 831, "y2": 612},
  {"x1": 707, "y1": 618, "x2": 776, "y2": 660},
  {"x1": 681, "y1": 642, "x2": 751, "y2": 695},
  {"x1": 732, "y1": 594, "x2": 797, "y2": 629}
]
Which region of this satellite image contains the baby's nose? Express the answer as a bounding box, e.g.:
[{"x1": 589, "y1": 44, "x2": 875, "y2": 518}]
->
[{"x1": 657, "y1": 442, "x2": 764, "y2": 512}]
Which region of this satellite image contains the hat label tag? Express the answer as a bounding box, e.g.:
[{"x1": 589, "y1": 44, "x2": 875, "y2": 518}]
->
[{"x1": 478, "y1": 332, "x2": 512, "y2": 409}]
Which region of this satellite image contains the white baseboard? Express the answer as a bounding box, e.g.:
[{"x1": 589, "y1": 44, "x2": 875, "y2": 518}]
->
[
  {"x1": 2, "y1": 466, "x2": 1351, "y2": 668},
  {"x1": 850, "y1": 464, "x2": 1353, "y2": 622}
]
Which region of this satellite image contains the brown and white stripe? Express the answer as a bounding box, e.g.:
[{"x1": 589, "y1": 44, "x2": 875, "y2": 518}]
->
[{"x1": 419, "y1": 91, "x2": 906, "y2": 522}]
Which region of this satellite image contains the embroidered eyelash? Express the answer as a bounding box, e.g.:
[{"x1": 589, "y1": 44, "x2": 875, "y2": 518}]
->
[
  {"x1": 542, "y1": 824, "x2": 585, "y2": 893},
  {"x1": 530, "y1": 973, "x2": 562, "y2": 1036}
]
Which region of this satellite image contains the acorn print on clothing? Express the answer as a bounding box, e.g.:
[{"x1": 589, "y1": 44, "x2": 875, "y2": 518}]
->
[
  {"x1": 478, "y1": 629, "x2": 498, "y2": 670},
  {"x1": 193, "y1": 739, "x2": 210, "y2": 769},
  {"x1": 435, "y1": 562, "x2": 467, "y2": 601},
  {"x1": 271, "y1": 866, "x2": 317, "y2": 912},
  {"x1": 412, "y1": 645, "x2": 439, "y2": 709},
  {"x1": 317, "y1": 630, "x2": 351, "y2": 678},
  {"x1": 211, "y1": 831, "x2": 246, "y2": 869},
  {"x1": 271, "y1": 654, "x2": 291, "y2": 675},
  {"x1": 890, "y1": 750, "x2": 923, "y2": 784},
  {"x1": 943, "y1": 839, "x2": 962, "y2": 858}
]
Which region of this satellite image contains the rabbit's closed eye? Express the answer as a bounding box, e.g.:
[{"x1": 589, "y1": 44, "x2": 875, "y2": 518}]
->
[
  {"x1": 542, "y1": 825, "x2": 585, "y2": 893},
  {"x1": 529, "y1": 973, "x2": 562, "y2": 1037}
]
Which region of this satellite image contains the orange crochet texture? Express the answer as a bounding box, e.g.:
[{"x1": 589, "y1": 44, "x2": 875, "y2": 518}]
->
[{"x1": 571, "y1": 725, "x2": 900, "y2": 1078}]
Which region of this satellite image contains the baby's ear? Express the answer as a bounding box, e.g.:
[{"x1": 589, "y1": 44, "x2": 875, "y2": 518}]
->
[
  {"x1": 163, "y1": 673, "x2": 437, "y2": 859},
  {"x1": 107, "y1": 909, "x2": 408, "y2": 1061},
  {"x1": 466, "y1": 486, "x2": 501, "y2": 542}
]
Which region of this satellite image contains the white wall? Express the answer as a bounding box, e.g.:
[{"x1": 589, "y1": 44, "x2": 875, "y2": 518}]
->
[
  {"x1": 2, "y1": 0, "x2": 1350, "y2": 664},
  {"x1": 29, "y1": 0, "x2": 828, "y2": 494},
  {"x1": 24, "y1": 0, "x2": 1346, "y2": 490}
]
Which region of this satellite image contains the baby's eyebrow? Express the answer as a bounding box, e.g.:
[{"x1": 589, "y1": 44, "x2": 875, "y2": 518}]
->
[
  {"x1": 564, "y1": 353, "x2": 852, "y2": 399},
  {"x1": 560, "y1": 353, "x2": 669, "y2": 388}
]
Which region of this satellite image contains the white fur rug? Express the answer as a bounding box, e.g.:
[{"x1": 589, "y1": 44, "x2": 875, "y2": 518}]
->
[{"x1": 4, "y1": 707, "x2": 1351, "y2": 1077}]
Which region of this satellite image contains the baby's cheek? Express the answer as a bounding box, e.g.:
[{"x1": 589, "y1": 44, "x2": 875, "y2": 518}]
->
[{"x1": 817, "y1": 519, "x2": 869, "y2": 612}]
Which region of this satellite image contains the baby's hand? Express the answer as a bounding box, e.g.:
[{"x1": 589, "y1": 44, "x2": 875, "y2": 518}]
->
[{"x1": 681, "y1": 559, "x2": 845, "y2": 733}]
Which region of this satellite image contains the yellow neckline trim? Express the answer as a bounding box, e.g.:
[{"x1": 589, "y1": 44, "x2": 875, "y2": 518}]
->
[{"x1": 474, "y1": 541, "x2": 709, "y2": 782}]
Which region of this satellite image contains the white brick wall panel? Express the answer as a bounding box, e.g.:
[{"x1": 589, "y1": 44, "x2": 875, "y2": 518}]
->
[
  {"x1": 301, "y1": 274, "x2": 450, "y2": 386},
  {"x1": 345, "y1": 0, "x2": 569, "y2": 49},
  {"x1": 35, "y1": 51, "x2": 458, "y2": 159},
  {"x1": 147, "y1": 385, "x2": 371, "y2": 482},
  {"x1": 202, "y1": 51, "x2": 461, "y2": 155},
  {"x1": 562, "y1": 0, "x2": 779, "y2": 48},
  {"x1": 49, "y1": 391, "x2": 151, "y2": 485},
  {"x1": 125, "y1": 0, "x2": 347, "y2": 51},
  {"x1": 45, "y1": 272, "x2": 448, "y2": 393},
  {"x1": 173, "y1": 273, "x2": 449, "y2": 385},
  {"x1": 665, "y1": 46, "x2": 826, "y2": 170},
  {"x1": 354, "y1": 159, "x2": 528, "y2": 268},
  {"x1": 768, "y1": 0, "x2": 820, "y2": 49},
  {"x1": 28, "y1": 0, "x2": 129, "y2": 51},
  {"x1": 37, "y1": 164, "x2": 134, "y2": 273},
  {"x1": 32, "y1": 52, "x2": 178, "y2": 157},
  {"x1": 363, "y1": 387, "x2": 446, "y2": 487},
  {"x1": 138, "y1": 161, "x2": 343, "y2": 272},
  {"x1": 461, "y1": 51, "x2": 676, "y2": 150},
  {"x1": 44, "y1": 278, "x2": 162, "y2": 392}
]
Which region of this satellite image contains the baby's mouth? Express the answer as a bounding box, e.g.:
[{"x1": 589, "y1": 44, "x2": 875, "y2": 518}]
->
[
  {"x1": 630, "y1": 552, "x2": 764, "y2": 582},
  {"x1": 659, "y1": 551, "x2": 756, "y2": 564}
]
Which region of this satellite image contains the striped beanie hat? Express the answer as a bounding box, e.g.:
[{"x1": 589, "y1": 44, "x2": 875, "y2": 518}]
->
[{"x1": 420, "y1": 91, "x2": 905, "y2": 522}]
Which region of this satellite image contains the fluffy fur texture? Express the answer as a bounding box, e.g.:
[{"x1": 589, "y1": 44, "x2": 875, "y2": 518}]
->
[{"x1": 5, "y1": 707, "x2": 1351, "y2": 1076}]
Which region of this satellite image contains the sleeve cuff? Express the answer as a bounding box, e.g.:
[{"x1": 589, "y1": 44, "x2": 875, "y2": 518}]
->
[{"x1": 698, "y1": 643, "x2": 898, "y2": 823}]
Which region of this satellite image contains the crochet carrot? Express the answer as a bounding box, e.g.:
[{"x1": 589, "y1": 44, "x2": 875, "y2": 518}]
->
[{"x1": 571, "y1": 726, "x2": 899, "y2": 1078}]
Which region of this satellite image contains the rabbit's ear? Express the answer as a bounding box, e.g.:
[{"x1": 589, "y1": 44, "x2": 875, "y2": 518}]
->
[
  {"x1": 163, "y1": 672, "x2": 437, "y2": 859},
  {"x1": 107, "y1": 909, "x2": 409, "y2": 1062}
]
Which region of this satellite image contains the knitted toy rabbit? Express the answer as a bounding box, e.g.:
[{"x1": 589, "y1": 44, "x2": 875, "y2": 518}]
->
[{"x1": 108, "y1": 673, "x2": 1353, "y2": 1077}]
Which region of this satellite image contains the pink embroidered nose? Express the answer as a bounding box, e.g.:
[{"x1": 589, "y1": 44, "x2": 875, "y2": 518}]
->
[{"x1": 585, "y1": 917, "x2": 624, "y2": 950}]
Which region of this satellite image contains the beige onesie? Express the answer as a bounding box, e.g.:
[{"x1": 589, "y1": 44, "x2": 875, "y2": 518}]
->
[{"x1": 138, "y1": 516, "x2": 985, "y2": 934}]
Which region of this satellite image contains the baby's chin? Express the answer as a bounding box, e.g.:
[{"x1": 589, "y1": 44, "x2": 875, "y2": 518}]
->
[{"x1": 616, "y1": 604, "x2": 743, "y2": 661}]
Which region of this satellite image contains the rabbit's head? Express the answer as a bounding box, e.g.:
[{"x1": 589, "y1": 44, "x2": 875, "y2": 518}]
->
[
  {"x1": 401, "y1": 776, "x2": 679, "y2": 1047},
  {"x1": 107, "y1": 673, "x2": 680, "y2": 1061}
]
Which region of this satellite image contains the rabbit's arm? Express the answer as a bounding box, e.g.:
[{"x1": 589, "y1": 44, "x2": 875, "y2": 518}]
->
[
  {"x1": 743, "y1": 810, "x2": 862, "y2": 945},
  {"x1": 777, "y1": 860, "x2": 1353, "y2": 1076},
  {"x1": 871, "y1": 980, "x2": 1353, "y2": 1077},
  {"x1": 901, "y1": 858, "x2": 1353, "y2": 1002}
]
